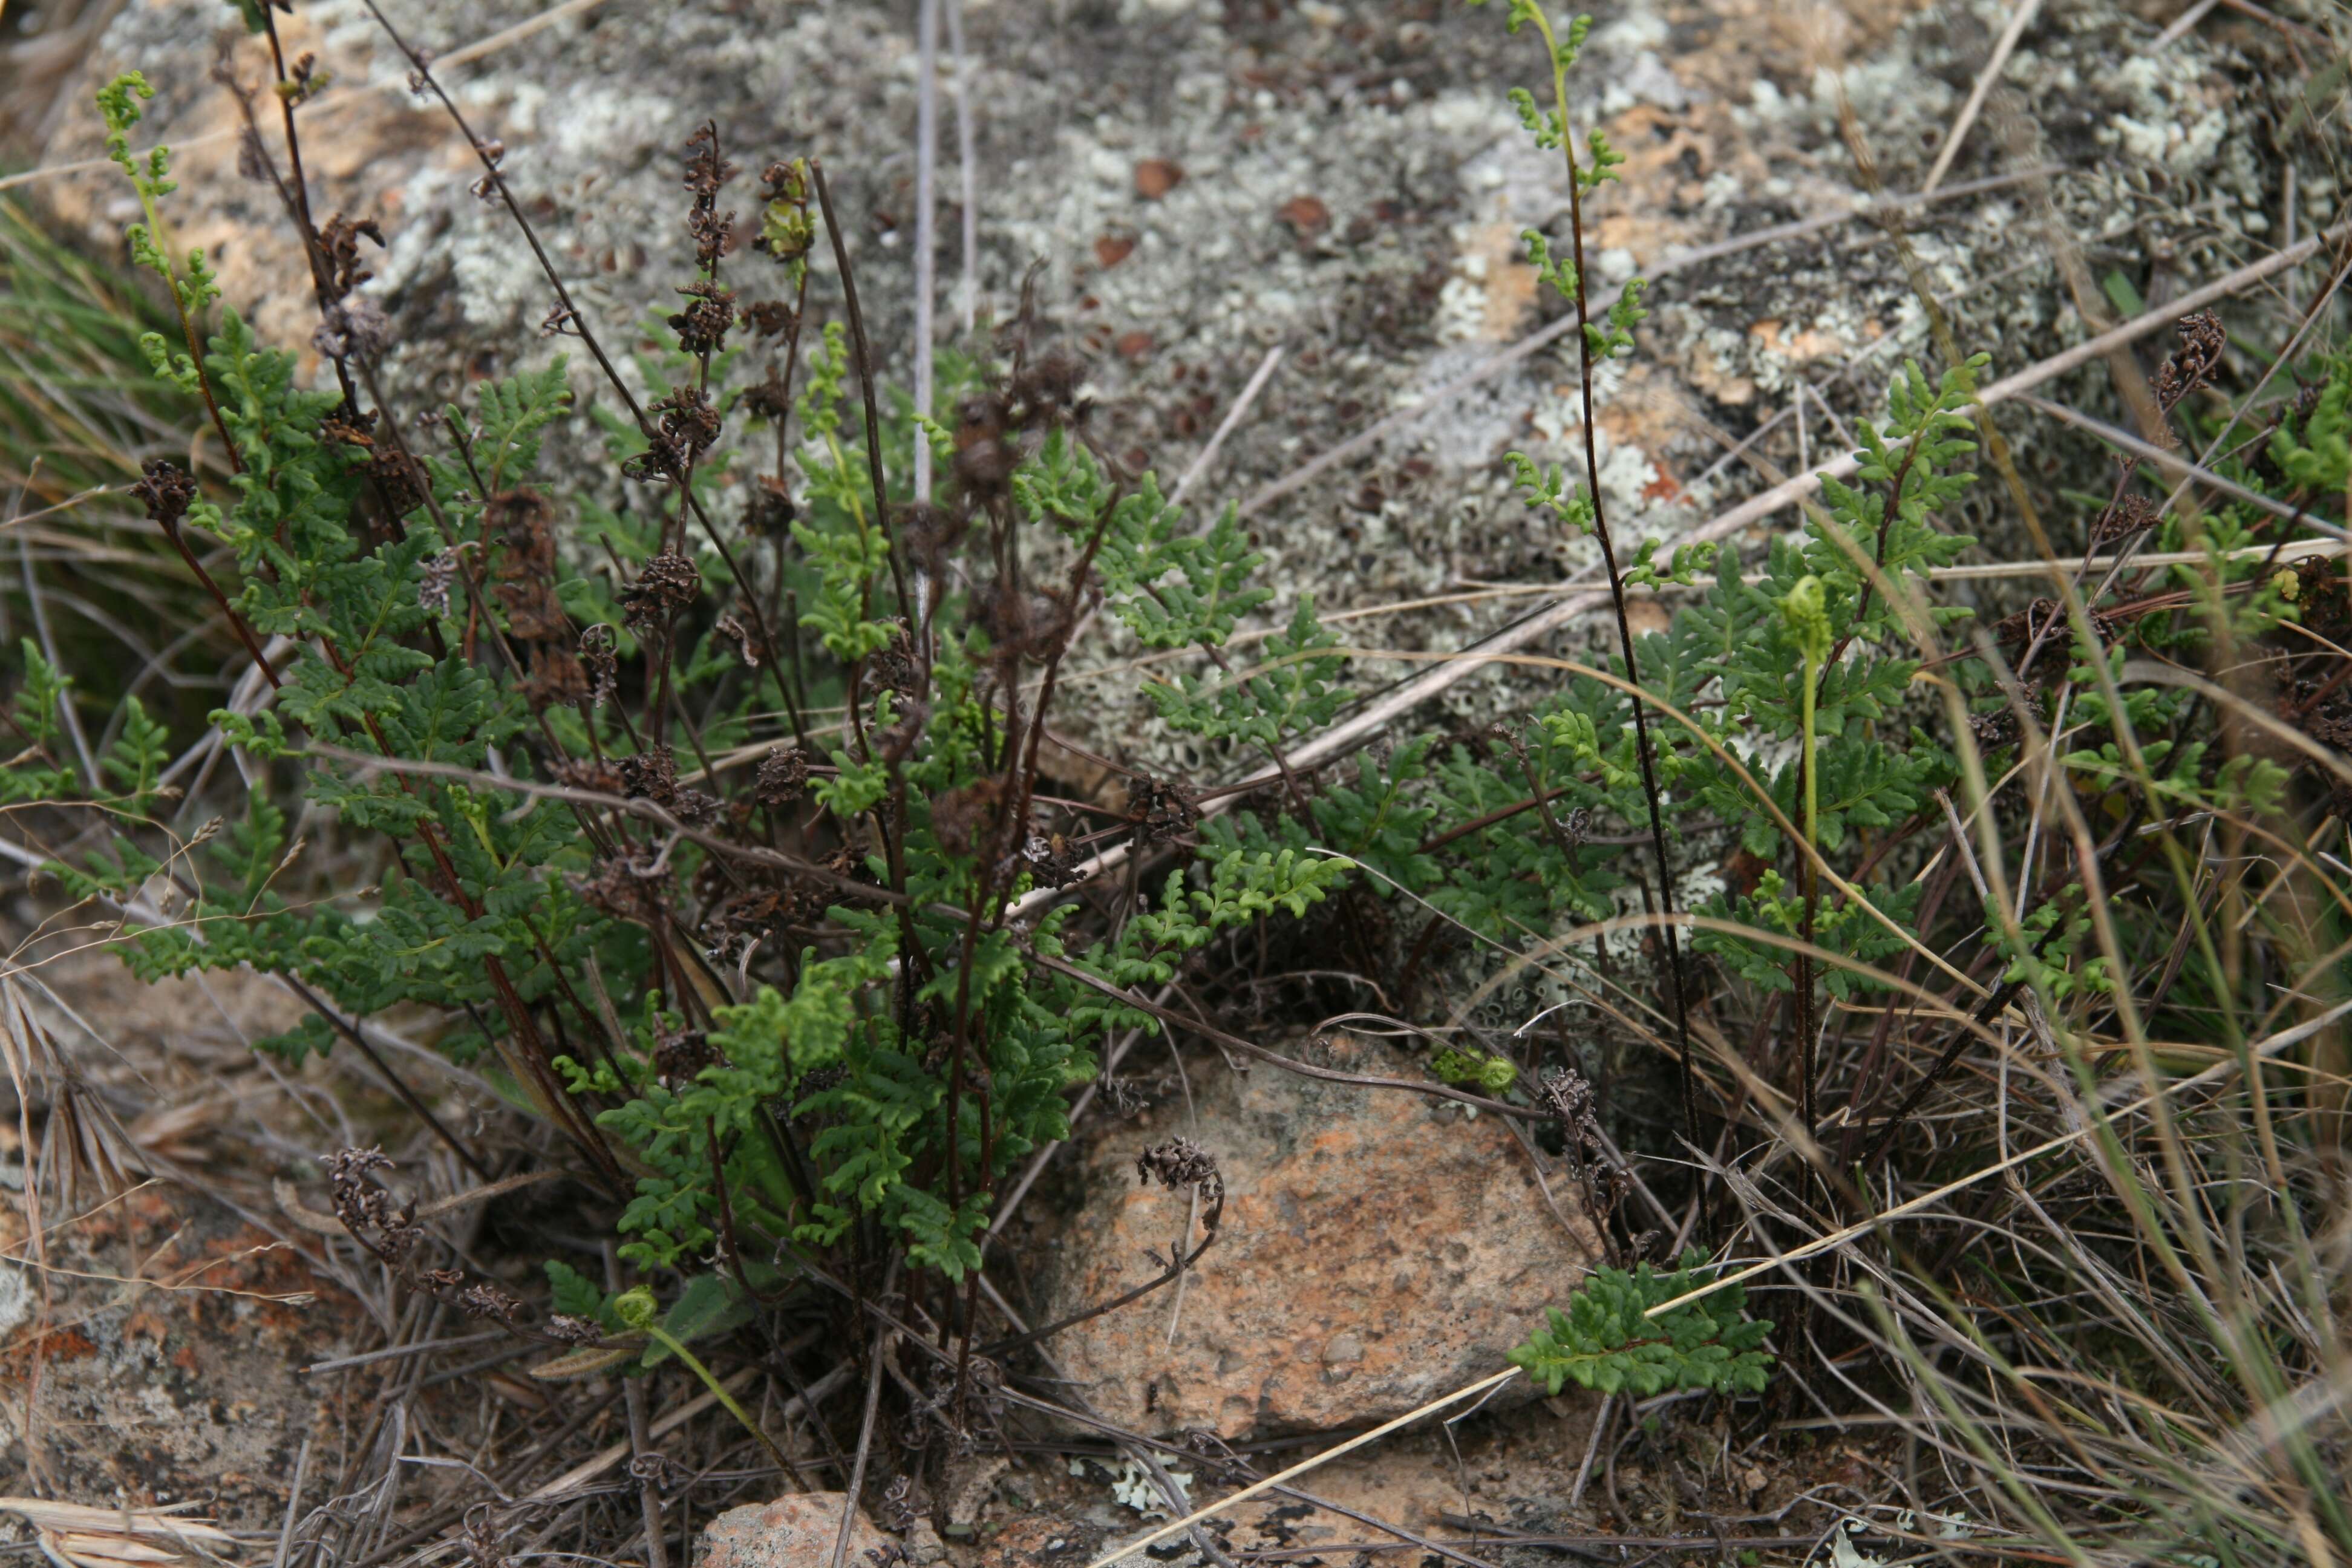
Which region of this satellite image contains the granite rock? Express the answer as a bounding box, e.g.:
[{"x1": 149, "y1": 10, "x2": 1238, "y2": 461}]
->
[
  {"x1": 695, "y1": 1494, "x2": 889, "y2": 1568},
  {"x1": 1040, "y1": 1033, "x2": 1599, "y2": 1437}
]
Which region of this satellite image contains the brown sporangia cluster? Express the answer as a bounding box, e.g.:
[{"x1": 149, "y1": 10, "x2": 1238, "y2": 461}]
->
[
  {"x1": 549, "y1": 754, "x2": 626, "y2": 796},
  {"x1": 485, "y1": 489, "x2": 590, "y2": 708},
  {"x1": 318, "y1": 212, "x2": 384, "y2": 302},
  {"x1": 754, "y1": 743, "x2": 814, "y2": 806},
  {"x1": 1540, "y1": 1067, "x2": 1639, "y2": 1264},
  {"x1": 626, "y1": 386, "x2": 725, "y2": 484},
  {"x1": 681, "y1": 121, "x2": 737, "y2": 273},
  {"x1": 577, "y1": 851, "x2": 675, "y2": 926},
  {"x1": 2152, "y1": 311, "x2": 2227, "y2": 430},
  {"x1": 607, "y1": 742, "x2": 716, "y2": 822},
  {"x1": 327, "y1": 1145, "x2": 422, "y2": 1266},
  {"x1": 973, "y1": 577, "x2": 1080, "y2": 664},
  {"x1": 578, "y1": 623, "x2": 619, "y2": 705},
  {"x1": 1968, "y1": 707, "x2": 2021, "y2": 751},
  {"x1": 130, "y1": 459, "x2": 198, "y2": 530},
  {"x1": 930, "y1": 776, "x2": 1008, "y2": 862},
  {"x1": 671, "y1": 278, "x2": 736, "y2": 356},
  {"x1": 2288, "y1": 554, "x2": 2350, "y2": 638},
  {"x1": 459, "y1": 1512, "x2": 512, "y2": 1568},
  {"x1": 2089, "y1": 492, "x2": 2161, "y2": 547},
  {"x1": 750, "y1": 157, "x2": 813, "y2": 269},
  {"x1": 619, "y1": 550, "x2": 703, "y2": 631},
  {"x1": 2310, "y1": 708, "x2": 2352, "y2": 826},
  {"x1": 698, "y1": 882, "x2": 796, "y2": 962},
  {"x1": 1020, "y1": 829, "x2": 1083, "y2": 889},
  {"x1": 1135, "y1": 1135, "x2": 1224, "y2": 1239},
  {"x1": 1997, "y1": 596, "x2": 2129, "y2": 669},
  {"x1": 328, "y1": 1148, "x2": 561, "y2": 1339},
  {"x1": 1125, "y1": 775, "x2": 1200, "y2": 846},
  {"x1": 489, "y1": 490, "x2": 563, "y2": 639},
  {"x1": 742, "y1": 472, "x2": 797, "y2": 538},
  {"x1": 946, "y1": 346, "x2": 1091, "y2": 505}
]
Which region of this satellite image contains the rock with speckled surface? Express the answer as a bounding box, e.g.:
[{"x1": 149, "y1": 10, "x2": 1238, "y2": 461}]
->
[
  {"x1": 1037, "y1": 1033, "x2": 1598, "y2": 1437},
  {"x1": 695, "y1": 1493, "x2": 889, "y2": 1568}
]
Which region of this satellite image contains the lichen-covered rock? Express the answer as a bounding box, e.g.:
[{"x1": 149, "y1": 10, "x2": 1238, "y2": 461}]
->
[
  {"x1": 1039, "y1": 1033, "x2": 1598, "y2": 1437},
  {"x1": 695, "y1": 1494, "x2": 889, "y2": 1568}
]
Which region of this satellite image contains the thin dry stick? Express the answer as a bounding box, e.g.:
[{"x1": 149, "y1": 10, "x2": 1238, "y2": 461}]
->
[
  {"x1": 912, "y1": 0, "x2": 941, "y2": 505},
  {"x1": 523, "y1": 1367, "x2": 849, "y2": 1500},
  {"x1": 1170, "y1": 347, "x2": 1283, "y2": 507},
  {"x1": 944, "y1": 0, "x2": 979, "y2": 333},
  {"x1": 609, "y1": 1245, "x2": 669, "y2": 1568},
  {"x1": 1566, "y1": 1395, "x2": 1608, "y2": 1510},
  {"x1": 2149, "y1": 0, "x2": 2223, "y2": 49},
  {"x1": 828, "y1": 1310, "x2": 893, "y2": 1568},
  {"x1": 1920, "y1": 0, "x2": 2044, "y2": 194},
  {"x1": 272, "y1": 1437, "x2": 312, "y2": 1568},
  {"x1": 1090, "y1": 989, "x2": 2352, "y2": 1568},
  {"x1": 2019, "y1": 394, "x2": 2344, "y2": 536}
]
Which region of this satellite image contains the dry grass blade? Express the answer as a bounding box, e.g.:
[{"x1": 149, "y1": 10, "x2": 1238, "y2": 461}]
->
[
  {"x1": 1921, "y1": 0, "x2": 2045, "y2": 194},
  {"x1": 0, "y1": 1498, "x2": 237, "y2": 1568}
]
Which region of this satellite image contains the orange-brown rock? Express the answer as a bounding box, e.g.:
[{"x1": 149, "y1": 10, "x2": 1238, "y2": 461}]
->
[
  {"x1": 695, "y1": 1493, "x2": 889, "y2": 1568},
  {"x1": 1040, "y1": 1034, "x2": 1596, "y2": 1438}
]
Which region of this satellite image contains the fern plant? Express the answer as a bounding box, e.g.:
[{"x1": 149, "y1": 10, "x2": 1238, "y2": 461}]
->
[
  {"x1": 1508, "y1": 1250, "x2": 1775, "y2": 1397},
  {"x1": 12, "y1": 8, "x2": 2336, "y2": 1516},
  {"x1": 17, "y1": 48, "x2": 1361, "y2": 1336}
]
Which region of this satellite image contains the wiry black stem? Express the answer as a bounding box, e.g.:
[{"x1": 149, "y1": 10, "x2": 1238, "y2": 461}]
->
[{"x1": 1553, "y1": 106, "x2": 1699, "y2": 1153}]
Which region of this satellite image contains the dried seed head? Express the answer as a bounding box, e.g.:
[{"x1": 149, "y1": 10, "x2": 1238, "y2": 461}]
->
[
  {"x1": 754, "y1": 745, "x2": 814, "y2": 806},
  {"x1": 1136, "y1": 1135, "x2": 1218, "y2": 1192},
  {"x1": 1126, "y1": 776, "x2": 1198, "y2": 846},
  {"x1": 2154, "y1": 311, "x2": 2227, "y2": 419},
  {"x1": 577, "y1": 852, "x2": 672, "y2": 924},
  {"x1": 519, "y1": 645, "x2": 590, "y2": 710},
  {"x1": 2089, "y1": 493, "x2": 2161, "y2": 546},
  {"x1": 742, "y1": 474, "x2": 797, "y2": 535},
  {"x1": 578, "y1": 624, "x2": 619, "y2": 705},
  {"x1": 130, "y1": 459, "x2": 198, "y2": 529},
  {"x1": 317, "y1": 213, "x2": 385, "y2": 302},
  {"x1": 669, "y1": 279, "x2": 736, "y2": 355},
  {"x1": 619, "y1": 550, "x2": 702, "y2": 630}
]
